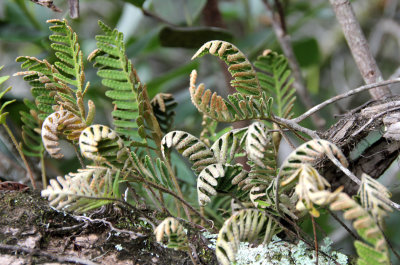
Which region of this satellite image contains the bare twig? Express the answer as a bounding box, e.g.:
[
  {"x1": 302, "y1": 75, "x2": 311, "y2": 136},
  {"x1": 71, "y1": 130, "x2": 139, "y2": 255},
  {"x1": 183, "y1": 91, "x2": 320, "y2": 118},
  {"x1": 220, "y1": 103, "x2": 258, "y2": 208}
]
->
[
  {"x1": 0, "y1": 243, "x2": 99, "y2": 265},
  {"x1": 141, "y1": 8, "x2": 177, "y2": 27},
  {"x1": 329, "y1": 0, "x2": 391, "y2": 100},
  {"x1": 68, "y1": 0, "x2": 79, "y2": 19},
  {"x1": 262, "y1": 0, "x2": 325, "y2": 128},
  {"x1": 327, "y1": 208, "x2": 360, "y2": 241},
  {"x1": 293, "y1": 78, "x2": 400, "y2": 123},
  {"x1": 311, "y1": 216, "x2": 319, "y2": 265},
  {"x1": 271, "y1": 115, "x2": 319, "y2": 139}
]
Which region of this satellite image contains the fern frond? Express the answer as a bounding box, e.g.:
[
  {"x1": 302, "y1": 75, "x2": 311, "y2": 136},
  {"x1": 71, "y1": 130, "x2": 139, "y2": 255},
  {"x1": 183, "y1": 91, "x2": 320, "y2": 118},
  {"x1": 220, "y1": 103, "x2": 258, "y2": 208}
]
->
[
  {"x1": 216, "y1": 209, "x2": 279, "y2": 265},
  {"x1": 151, "y1": 93, "x2": 177, "y2": 134},
  {"x1": 190, "y1": 70, "x2": 272, "y2": 122},
  {"x1": 197, "y1": 163, "x2": 248, "y2": 206},
  {"x1": 279, "y1": 139, "x2": 348, "y2": 186},
  {"x1": 161, "y1": 131, "x2": 217, "y2": 174},
  {"x1": 192, "y1": 40, "x2": 261, "y2": 95},
  {"x1": 91, "y1": 21, "x2": 142, "y2": 142},
  {"x1": 79, "y1": 125, "x2": 129, "y2": 164},
  {"x1": 20, "y1": 100, "x2": 44, "y2": 157},
  {"x1": 200, "y1": 114, "x2": 218, "y2": 147},
  {"x1": 254, "y1": 50, "x2": 295, "y2": 118},
  {"x1": 42, "y1": 110, "x2": 86, "y2": 158},
  {"x1": 41, "y1": 166, "x2": 115, "y2": 212},
  {"x1": 330, "y1": 192, "x2": 390, "y2": 264},
  {"x1": 130, "y1": 152, "x2": 174, "y2": 190},
  {"x1": 154, "y1": 217, "x2": 188, "y2": 250},
  {"x1": 210, "y1": 127, "x2": 247, "y2": 164},
  {"x1": 47, "y1": 19, "x2": 87, "y2": 93},
  {"x1": 358, "y1": 173, "x2": 393, "y2": 222}
]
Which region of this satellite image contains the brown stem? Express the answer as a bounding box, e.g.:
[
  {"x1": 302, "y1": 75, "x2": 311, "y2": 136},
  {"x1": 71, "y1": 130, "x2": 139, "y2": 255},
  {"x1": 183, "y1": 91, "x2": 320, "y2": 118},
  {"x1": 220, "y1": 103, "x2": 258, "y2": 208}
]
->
[
  {"x1": 68, "y1": 0, "x2": 79, "y2": 19},
  {"x1": 329, "y1": 0, "x2": 392, "y2": 100}
]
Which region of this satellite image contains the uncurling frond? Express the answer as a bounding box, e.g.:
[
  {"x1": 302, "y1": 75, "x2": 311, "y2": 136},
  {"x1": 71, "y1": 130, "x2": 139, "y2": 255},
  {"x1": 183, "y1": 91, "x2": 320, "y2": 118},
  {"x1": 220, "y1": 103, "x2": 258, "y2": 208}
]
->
[
  {"x1": 192, "y1": 40, "x2": 261, "y2": 96},
  {"x1": 41, "y1": 110, "x2": 86, "y2": 159},
  {"x1": 151, "y1": 93, "x2": 177, "y2": 134}
]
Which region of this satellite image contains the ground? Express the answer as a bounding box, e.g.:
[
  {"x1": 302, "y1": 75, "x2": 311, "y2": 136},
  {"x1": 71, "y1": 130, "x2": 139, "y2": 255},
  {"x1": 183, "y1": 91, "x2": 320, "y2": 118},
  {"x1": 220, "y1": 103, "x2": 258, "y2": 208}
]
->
[{"x1": 0, "y1": 190, "x2": 217, "y2": 265}]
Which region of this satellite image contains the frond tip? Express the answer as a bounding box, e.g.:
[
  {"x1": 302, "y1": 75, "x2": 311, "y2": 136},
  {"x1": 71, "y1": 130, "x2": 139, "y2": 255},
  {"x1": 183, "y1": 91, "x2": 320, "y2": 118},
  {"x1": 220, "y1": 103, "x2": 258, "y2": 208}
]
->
[
  {"x1": 192, "y1": 40, "x2": 261, "y2": 96},
  {"x1": 154, "y1": 217, "x2": 188, "y2": 250}
]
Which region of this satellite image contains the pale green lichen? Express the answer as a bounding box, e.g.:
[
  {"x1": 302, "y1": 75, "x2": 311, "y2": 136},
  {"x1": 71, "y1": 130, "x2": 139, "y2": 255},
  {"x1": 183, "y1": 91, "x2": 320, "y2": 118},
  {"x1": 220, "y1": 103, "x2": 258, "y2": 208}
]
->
[{"x1": 235, "y1": 236, "x2": 348, "y2": 265}]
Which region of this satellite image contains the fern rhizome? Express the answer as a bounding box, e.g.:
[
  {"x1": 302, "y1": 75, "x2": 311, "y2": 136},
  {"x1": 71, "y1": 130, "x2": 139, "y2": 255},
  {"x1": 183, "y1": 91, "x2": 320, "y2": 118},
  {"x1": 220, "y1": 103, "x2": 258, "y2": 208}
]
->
[{"x1": 7, "y1": 19, "x2": 397, "y2": 265}]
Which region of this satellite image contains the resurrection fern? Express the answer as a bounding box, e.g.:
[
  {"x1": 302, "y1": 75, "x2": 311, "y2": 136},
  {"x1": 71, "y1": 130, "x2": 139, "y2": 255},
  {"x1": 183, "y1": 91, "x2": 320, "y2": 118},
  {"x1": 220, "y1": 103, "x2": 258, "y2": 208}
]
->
[
  {"x1": 279, "y1": 139, "x2": 348, "y2": 187},
  {"x1": 358, "y1": 173, "x2": 393, "y2": 224},
  {"x1": 215, "y1": 209, "x2": 279, "y2": 265},
  {"x1": 19, "y1": 99, "x2": 44, "y2": 157},
  {"x1": 79, "y1": 125, "x2": 129, "y2": 165},
  {"x1": 154, "y1": 217, "x2": 188, "y2": 250},
  {"x1": 151, "y1": 93, "x2": 177, "y2": 134},
  {"x1": 199, "y1": 114, "x2": 218, "y2": 147},
  {"x1": 90, "y1": 21, "x2": 143, "y2": 142},
  {"x1": 210, "y1": 128, "x2": 247, "y2": 164},
  {"x1": 161, "y1": 130, "x2": 217, "y2": 174},
  {"x1": 189, "y1": 70, "x2": 272, "y2": 122},
  {"x1": 41, "y1": 166, "x2": 116, "y2": 212},
  {"x1": 254, "y1": 50, "x2": 295, "y2": 118},
  {"x1": 192, "y1": 40, "x2": 261, "y2": 96},
  {"x1": 41, "y1": 110, "x2": 86, "y2": 159}
]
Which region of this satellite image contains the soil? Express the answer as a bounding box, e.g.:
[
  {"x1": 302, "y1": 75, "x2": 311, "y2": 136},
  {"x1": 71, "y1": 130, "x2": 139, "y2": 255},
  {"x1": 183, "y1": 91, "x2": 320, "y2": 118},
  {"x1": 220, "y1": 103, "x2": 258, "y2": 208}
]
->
[{"x1": 0, "y1": 190, "x2": 217, "y2": 265}]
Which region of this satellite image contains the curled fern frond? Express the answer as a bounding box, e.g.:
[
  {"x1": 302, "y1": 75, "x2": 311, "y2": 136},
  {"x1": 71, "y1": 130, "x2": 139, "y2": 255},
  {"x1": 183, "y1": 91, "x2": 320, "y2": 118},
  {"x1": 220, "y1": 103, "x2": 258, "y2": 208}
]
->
[
  {"x1": 197, "y1": 163, "x2": 248, "y2": 206},
  {"x1": 216, "y1": 209, "x2": 278, "y2": 265},
  {"x1": 151, "y1": 93, "x2": 177, "y2": 134},
  {"x1": 20, "y1": 100, "x2": 44, "y2": 157},
  {"x1": 154, "y1": 217, "x2": 188, "y2": 250},
  {"x1": 79, "y1": 125, "x2": 129, "y2": 164},
  {"x1": 255, "y1": 50, "x2": 295, "y2": 119},
  {"x1": 358, "y1": 173, "x2": 393, "y2": 222},
  {"x1": 200, "y1": 114, "x2": 218, "y2": 147},
  {"x1": 41, "y1": 110, "x2": 86, "y2": 159},
  {"x1": 91, "y1": 21, "x2": 142, "y2": 142},
  {"x1": 47, "y1": 19, "x2": 88, "y2": 93},
  {"x1": 161, "y1": 131, "x2": 217, "y2": 174},
  {"x1": 190, "y1": 70, "x2": 272, "y2": 122},
  {"x1": 41, "y1": 166, "x2": 115, "y2": 212},
  {"x1": 210, "y1": 128, "x2": 247, "y2": 164},
  {"x1": 192, "y1": 40, "x2": 261, "y2": 95},
  {"x1": 279, "y1": 139, "x2": 348, "y2": 186}
]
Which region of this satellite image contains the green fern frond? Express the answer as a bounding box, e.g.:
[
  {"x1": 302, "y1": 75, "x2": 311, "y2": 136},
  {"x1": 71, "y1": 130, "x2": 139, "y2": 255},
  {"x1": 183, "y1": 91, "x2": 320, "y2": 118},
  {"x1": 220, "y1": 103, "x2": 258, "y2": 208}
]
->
[
  {"x1": 216, "y1": 209, "x2": 279, "y2": 265},
  {"x1": 190, "y1": 70, "x2": 273, "y2": 122},
  {"x1": 0, "y1": 70, "x2": 16, "y2": 124},
  {"x1": 20, "y1": 99, "x2": 44, "y2": 157},
  {"x1": 47, "y1": 19, "x2": 88, "y2": 93},
  {"x1": 79, "y1": 125, "x2": 130, "y2": 165},
  {"x1": 199, "y1": 114, "x2": 218, "y2": 147},
  {"x1": 161, "y1": 130, "x2": 217, "y2": 174},
  {"x1": 154, "y1": 217, "x2": 188, "y2": 251},
  {"x1": 41, "y1": 166, "x2": 116, "y2": 212},
  {"x1": 192, "y1": 40, "x2": 261, "y2": 96},
  {"x1": 254, "y1": 50, "x2": 295, "y2": 118},
  {"x1": 151, "y1": 93, "x2": 177, "y2": 134},
  {"x1": 91, "y1": 21, "x2": 143, "y2": 142}
]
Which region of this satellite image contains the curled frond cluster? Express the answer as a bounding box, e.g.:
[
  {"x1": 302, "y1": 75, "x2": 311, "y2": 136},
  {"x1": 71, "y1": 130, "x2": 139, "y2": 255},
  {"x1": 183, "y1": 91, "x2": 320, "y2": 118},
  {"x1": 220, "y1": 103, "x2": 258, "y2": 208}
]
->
[
  {"x1": 41, "y1": 110, "x2": 86, "y2": 158},
  {"x1": 79, "y1": 125, "x2": 128, "y2": 163},
  {"x1": 151, "y1": 93, "x2": 177, "y2": 134},
  {"x1": 279, "y1": 139, "x2": 348, "y2": 186},
  {"x1": 154, "y1": 217, "x2": 188, "y2": 250},
  {"x1": 192, "y1": 40, "x2": 261, "y2": 95},
  {"x1": 216, "y1": 209, "x2": 278, "y2": 265},
  {"x1": 210, "y1": 128, "x2": 247, "y2": 164},
  {"x1": 41, "y1": 166, "x2": 115, "y2": 212},
  {"x1": 189, "y1": 70, "x2": 272, "y2": 122}
]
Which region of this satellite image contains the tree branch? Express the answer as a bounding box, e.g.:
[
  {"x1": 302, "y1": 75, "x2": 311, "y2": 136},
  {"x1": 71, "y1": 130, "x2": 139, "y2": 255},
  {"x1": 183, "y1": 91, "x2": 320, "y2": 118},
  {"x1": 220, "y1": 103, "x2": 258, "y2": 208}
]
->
[{"x1": 329, "y1": 0, "x2": 392, "y2": 100}]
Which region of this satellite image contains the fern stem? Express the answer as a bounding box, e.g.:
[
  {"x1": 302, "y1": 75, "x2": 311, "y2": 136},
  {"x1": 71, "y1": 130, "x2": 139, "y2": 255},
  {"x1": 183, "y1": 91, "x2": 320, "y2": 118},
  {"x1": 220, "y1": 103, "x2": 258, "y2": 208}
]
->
[
  {"x1": 40, "y1": 151, "x2": 47, "y2": 189},
  {"x1": 2, "y1": 123, "x2": 36, "y2": 189}
]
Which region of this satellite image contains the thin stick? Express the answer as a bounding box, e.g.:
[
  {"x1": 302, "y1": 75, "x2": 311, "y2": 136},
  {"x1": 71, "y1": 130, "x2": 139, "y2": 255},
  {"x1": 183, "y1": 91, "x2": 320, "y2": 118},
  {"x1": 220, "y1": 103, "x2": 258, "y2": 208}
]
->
[
  {"x1": 311, "y1": 216, "x2": 319, "y2": 265},
  {"x1": 68, "y1": 0, "x2": 79, "y2": 19},
  {"x1": 327, "y1": 208, "x2": 360, "y2": 240},
  {"x1": 73, "y1": 144, "x2": 86, "y2": 169},
  {"x1": 0, "y1": 243, "x2": 99, "y2": 265},
  {"x1": 274, "y1": 123, "x2": 296, "y2": 150},
  {"x1": 294, "y1": 78, "x2": 400, "y2": 123},
  {"x1": 271, "y1": 115, "x2": 319, "y2": 139},
  {"x1": 2, "y1": 124, "x2": 36, "y2": 189},
  {"x1": 329, "y1": 0, "x2": 391, "y2": 100},
  {"x1": 141, "y1": 8, "x2": 177, "y2": 27},
  {"x1": 40, "y1": 152, "x2": 47, "y2": 189}
]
